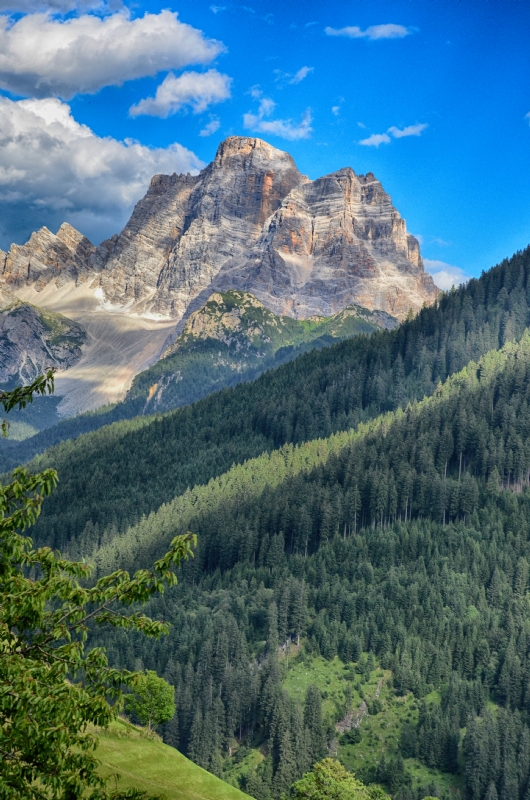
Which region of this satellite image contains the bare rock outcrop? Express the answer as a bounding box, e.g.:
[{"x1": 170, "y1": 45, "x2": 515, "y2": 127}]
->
[
  {"x1": 0, "y1": 223, "x2": 95, "y2": 291},
  {"x1": 0, "y1": 291, "x2": 87, "y2": 385},
  {"x1": 0, "y1": 137, "x2": 437, "y2": 325},
  {"x1": 210, "y1": 166, "x2": 436, "y2": 319}
]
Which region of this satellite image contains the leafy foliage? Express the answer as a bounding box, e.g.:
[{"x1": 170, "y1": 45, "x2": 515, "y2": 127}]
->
[
  {"x1": 0, "y1": 375, "x2": 196, "y2": 800},
  {"x1": 0, "y1": 369, "x2": 55, "y2": 437},
  {"x1": 126, "y1": 671, "x2": 176, "y2": 730},
  {"x1": 292, "y1": 759, "x2": 386, "y2": 800}
]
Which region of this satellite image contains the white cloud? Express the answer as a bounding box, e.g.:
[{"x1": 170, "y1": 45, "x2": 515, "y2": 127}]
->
[
  {"x1": 0, "y1": 96, "x2": 204, "y2": 248},
  {"x1": 289, "y1": 66, "x2": 313, "y2": 84},
  {"x1": 0, "y1": 10, "x2": 224, "y2": 99},
  {"x1": 274, "y1": 65, "x2": 313, "y2": 85},
  {"x1": 525, "y1": 112, "x2": 530, "y2": 125},
  {"x1": 243, "y1": 97, "x2": 312, "y2": 140},
  {"x1": 424, "y1": 259, "x2": 470, "y2": 291},
  {"x1": 331, "y1": 106, "x2": 340, "y2": 116},
  {"x1": 388, "y1": 123, "x2": 428, "y2": 138},
  {"x1": 199, "y1": 117, "x2": 221, "y2": 137},
  {"x1": 325, "y1": 23, "x2": 413, "y2": 41},
  {"x1": 359, "y1": 132, "x2": 391, "y2": 147},
  {"x1": 360, "y1": 123, "x2": 427, "y2": 146},
  {"x1": 130, "y1": 69, "x2": 231, "y2": 118},
  {"x1": 210, "y1": 5, "x2": 226, "y2": 12}
]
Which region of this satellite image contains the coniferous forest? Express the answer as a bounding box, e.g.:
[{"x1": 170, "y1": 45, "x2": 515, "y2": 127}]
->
[{"x1": 10, "y1": 246, "x2": 530, "y2": 800}]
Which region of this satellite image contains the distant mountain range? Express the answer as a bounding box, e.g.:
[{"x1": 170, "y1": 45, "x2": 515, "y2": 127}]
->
[{"x1": 0, "y1": 135, "x2": 436, "y2": 419}]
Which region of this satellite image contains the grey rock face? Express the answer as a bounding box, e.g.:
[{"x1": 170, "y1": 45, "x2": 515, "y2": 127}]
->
[
  {"x1": 209, "y1": 165, "x2": 437, "y2": 320},
  {"x1": 101, "y1": 137, "x2": 436, "y2": 322},
  {"x1": 0, "y1": 223, "x2": 95, "y2": 291},
  {"x1": 0, "y1": 136, "x2": 438, "y2": 328},
  {"x1": 0, "y1": 289, "x2": 87, "y2": 385}
]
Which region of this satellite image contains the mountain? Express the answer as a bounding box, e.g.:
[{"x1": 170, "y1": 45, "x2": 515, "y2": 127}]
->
[
  {"x1": 125, "y1": 290, "x2": 396, "y2": 415},
  {"x1": 0, "y1": 291, "x2": 395, "y2": 455},
  {"x1": 92, "y1": 136, "x2": 437, "y2": 322},
  {"x1": 0, "y1": 288, "x2": 86, "y2": 386},
  {"x1": 0, "y1": 137, "x2": 436, "y2": 417},
  {"x1": 0, "y1": 222, "x2": 95, "y2": 290},
  {"x1": 0, "y1": 223, "x2": 176, "y2": 417},
  {"x1": 7, "y1": 244, "x2": 530, "y2": 800}
]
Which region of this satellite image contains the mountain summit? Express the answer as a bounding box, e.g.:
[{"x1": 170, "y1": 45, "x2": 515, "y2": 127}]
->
[{"x1": 1, "y1": 136, "x2": 437, "y2": 326}]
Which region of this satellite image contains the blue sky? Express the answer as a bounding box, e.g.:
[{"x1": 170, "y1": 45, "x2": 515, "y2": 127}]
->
[{"x1": 0, "y1": 0, "x2": 529, "y2": 288}]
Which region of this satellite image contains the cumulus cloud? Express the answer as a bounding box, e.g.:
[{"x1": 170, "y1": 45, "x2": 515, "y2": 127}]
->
[
  {"x1": 0, "y1": 96, "x2": 204, "y2": 248},
  {"x1": 325, "y1": 23, "x2": 414, "y2": 40},
  {"x1": 360, "y1": 123, "x2": 428, "y2": 146},
  {"x1": 359, "y1": 132, "x2": 391, "y2": 147},
  {"x1": 424, "y1": 259, "x2": 470, "y2": 291},
  {"x1": 199, "y1": 117, "x2": 221, "y2": 137},
  {"x1": 0, "y1": 10, "x2": 224, "y2": 98},
  {"x1": 243, "y1": 96, "x2": 312, "y2": 140},
  {"x1": 388, "y1": 123, "x2": 428, "y2": 138},
  {"x1": 130, "y1": 69, "x2": 231, "y2": 118}
]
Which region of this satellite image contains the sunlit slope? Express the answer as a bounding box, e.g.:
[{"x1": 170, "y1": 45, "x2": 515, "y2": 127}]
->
[
  {"x1": 96, "y1": 720, "x2": 250, "y2": 800},
  {"x1": 13, "y1": 246, "x2": 530, "y2": 553},
  {"x1": 86, "y1": 329, "x2": 530, "y2": 575}
]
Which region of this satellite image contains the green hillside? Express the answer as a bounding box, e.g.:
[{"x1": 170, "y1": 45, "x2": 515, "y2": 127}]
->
[
  {"x1": 95, "y1": 719, "x2": 251, "y2": 800},
  {"x1": 15, "y1": 246, "x2": 530, "y2": 555},
  {"x1": 127, "y1": 291, "x2": 393, "y2": 415},
  {"x1": 77, "y1": 327, "x2": 530, "y2": 800},
  {"x1": 7, "y1": 244, "x2": 530, "y2": 800}
]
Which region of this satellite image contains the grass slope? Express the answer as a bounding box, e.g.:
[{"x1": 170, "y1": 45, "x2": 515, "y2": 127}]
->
[
  {"x1": 96, "y1": 719, "x2": 251, "y2": 800},
  {"x1": 283, "y1": 655, "x2": 462, "y2": 794}
]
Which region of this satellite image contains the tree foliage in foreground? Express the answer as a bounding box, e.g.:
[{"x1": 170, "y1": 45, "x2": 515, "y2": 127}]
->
[
  {"x1": 0, "y1": 374, "x2": 196, "y2": 799},
  {"x1": 292, "y1": 759, "x2": 386, "y2": 800}
]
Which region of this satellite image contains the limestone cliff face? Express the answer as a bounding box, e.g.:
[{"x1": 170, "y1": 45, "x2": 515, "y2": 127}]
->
[
  {"x1": 0, "y1": 137, "x2": 437, "y2": 324},
  {"x1": 210, "y1": 166, "x2": 436, "y2": 319},
  {"x1": 96, "y1": 136, "x2": 304, "y2": 317},
  {"x1": 0, "y1": 223, "x2": 95, "y2": 291},
  {"x1": 93, "y1": 136, "x2": 437, "y2": 320}
]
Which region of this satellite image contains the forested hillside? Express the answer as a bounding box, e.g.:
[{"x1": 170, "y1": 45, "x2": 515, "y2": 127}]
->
[
  {"x1": 76, "y1": 327, "x2": 530, "y2": 800},
  {"x1": 20, "y1": 245, "x2": 530, "y2": 553},
  {"x1": 7, "y1": 244, "x2": 530, "y2": 800}
]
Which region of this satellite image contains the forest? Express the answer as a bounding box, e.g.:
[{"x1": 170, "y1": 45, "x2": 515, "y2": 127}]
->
[
  {"x1": 15, "y1": 246, "x2": 530, "y2": 554},
  {"x1": 7, "y1": 245, "x2": 530, "y2": 800}
]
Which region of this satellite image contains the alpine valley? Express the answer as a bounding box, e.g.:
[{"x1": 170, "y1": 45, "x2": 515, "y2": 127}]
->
[{"x1": 4, "y1": 137, "x2": 530, "y2": 800}]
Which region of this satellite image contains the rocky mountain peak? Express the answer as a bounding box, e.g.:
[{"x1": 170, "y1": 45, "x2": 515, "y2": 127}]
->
[
  {"x1": 0, "y1": 135, "x2": 438, "y2": 329},
  {"x1": 212, "y1": 135, "x2": 298, "y2": 170},
  {"x1": 1, "y1": 223, "x2": 95, "y2": 291}
]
